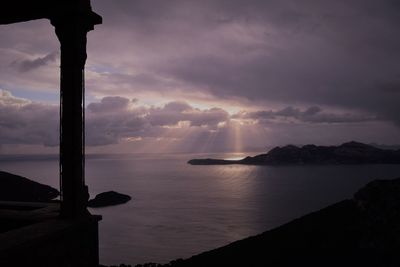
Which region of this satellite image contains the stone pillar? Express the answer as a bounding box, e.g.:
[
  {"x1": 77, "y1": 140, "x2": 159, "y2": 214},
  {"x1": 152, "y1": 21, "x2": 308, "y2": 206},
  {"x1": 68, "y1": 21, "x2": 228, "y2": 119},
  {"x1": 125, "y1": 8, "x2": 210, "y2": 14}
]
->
[{"x1": 52, "y1": 17, "x2": 94, "y2": 218}]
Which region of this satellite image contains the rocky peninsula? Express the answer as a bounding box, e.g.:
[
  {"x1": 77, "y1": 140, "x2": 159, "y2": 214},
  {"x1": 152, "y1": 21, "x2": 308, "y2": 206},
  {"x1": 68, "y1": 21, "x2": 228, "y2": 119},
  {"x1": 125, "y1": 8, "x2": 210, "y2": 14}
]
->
[{"x1": 188, "y1": 141, "x2": 400, "y2": 165}]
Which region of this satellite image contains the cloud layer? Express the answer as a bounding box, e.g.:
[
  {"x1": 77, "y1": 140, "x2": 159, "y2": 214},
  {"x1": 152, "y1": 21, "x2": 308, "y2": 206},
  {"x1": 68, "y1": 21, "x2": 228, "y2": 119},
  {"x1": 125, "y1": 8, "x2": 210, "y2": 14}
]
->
[
  {"x1": 86, "y1": 0, "x2": 400, "y2": 124},
  {"x1": 234, "y1": 106, "x2": 377, "y2": 124},
  {"x1": 11, "y1": 51, "x2": 58, "y2": 72},
  {"x1": 0, "y1": 90, "x2": 59, "y2": 146},
  {"x1": 1, "y1": 1, "x2": 400, "y2": 151},
  {"x1": 1, "y1": 90, "x2": 398, "y2": 153}
]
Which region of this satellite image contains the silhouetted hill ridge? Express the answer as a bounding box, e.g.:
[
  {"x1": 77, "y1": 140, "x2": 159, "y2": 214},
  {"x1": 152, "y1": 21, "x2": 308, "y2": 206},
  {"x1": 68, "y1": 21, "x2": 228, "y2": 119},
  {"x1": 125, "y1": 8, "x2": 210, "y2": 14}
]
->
[{"x1": 188, "y1": 141, "x2": 400, "y2": 165}]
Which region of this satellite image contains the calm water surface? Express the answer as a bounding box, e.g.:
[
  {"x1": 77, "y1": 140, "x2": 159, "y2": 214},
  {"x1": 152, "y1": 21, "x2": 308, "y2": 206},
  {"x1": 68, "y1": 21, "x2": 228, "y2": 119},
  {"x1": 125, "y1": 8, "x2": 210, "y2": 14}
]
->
[{"x1": 1, "y1": 153, "x2": 400, "y2": 265}]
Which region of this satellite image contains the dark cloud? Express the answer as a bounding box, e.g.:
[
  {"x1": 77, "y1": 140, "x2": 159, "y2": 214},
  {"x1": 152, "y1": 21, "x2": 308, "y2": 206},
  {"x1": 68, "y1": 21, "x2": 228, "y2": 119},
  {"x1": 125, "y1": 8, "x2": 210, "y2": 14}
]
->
[
  {"x1": 0, "y1": 92, "x2": 230, "y2": 147},
  {"x1": 11, "y1": 51, "x2": 57, "y2": 72},
  {"x1": 87, "y1": 96, "x2": 133, "y2": 113},
  {"x1": 378, "y1": 81, "x2": 400, "y2": 94},
  {"x1": 147, "y1": 102, "x2": 228, "y2": 128},
  {"x1": 1, "y1": 0, "x2": 400, "y2": 150},
  {"x1": 88, "y1": 0, "x2": 400, "y2": 126},
  {"x1": 0, "y1": 90, "x2": 59, "y2": 146},
  {"x1": 234, "y1": 106, "x2": 377, "y2": 124},
  {"x1": 88, "y1": 98, "x2": 229, "y2": 145},
  {"x1": 0, "y1": 88, "x2": 380, "y2": 148},
  {"x1": 163, "y1": 101, "x2": 192, "y2": 112},
  {"x1": 86, "y1": 111, "x2": 147, "y2": 146},
  {"x1": 1, "y1": 91, "x2": 399, "y2": 151}
]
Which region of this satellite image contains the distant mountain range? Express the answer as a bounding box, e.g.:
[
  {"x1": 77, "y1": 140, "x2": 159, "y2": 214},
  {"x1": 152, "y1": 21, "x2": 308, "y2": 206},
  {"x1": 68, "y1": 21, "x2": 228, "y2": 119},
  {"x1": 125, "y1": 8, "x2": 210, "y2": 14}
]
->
[{"x1": 188, "y1": 141, "x2": 400, "y2": 165}]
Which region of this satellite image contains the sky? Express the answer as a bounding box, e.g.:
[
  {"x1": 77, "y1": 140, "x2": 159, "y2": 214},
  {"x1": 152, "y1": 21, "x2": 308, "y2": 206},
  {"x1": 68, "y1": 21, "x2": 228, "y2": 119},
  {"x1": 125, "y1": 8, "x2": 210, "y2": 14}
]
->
[{"x1": 1, "y1": 0, "x2": 400, "y2": 154}]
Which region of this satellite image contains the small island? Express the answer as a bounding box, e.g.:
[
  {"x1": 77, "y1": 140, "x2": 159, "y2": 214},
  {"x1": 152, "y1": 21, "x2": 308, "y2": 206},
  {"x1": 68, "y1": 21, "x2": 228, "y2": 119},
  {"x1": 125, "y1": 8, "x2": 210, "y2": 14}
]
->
[
  {"x1": 188, "y1": 141, "x2": 400, "y2": 165},
  {"x1": 88, "y1": 191, "x2": 131, "y2": 208}
]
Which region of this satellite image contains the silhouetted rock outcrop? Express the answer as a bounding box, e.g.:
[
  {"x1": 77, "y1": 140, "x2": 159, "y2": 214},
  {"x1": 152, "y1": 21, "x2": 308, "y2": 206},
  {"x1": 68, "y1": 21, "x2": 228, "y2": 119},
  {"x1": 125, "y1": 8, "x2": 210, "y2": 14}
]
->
[
  {"x1": 188, "y1": 141, "x2": 400, "y2": 165},
  {"x1": 0, "y1": 171, "x2": 59, "y2": 202},
  {"x1": 88, "y1": 191, "x2": 131, "y2": 208}
]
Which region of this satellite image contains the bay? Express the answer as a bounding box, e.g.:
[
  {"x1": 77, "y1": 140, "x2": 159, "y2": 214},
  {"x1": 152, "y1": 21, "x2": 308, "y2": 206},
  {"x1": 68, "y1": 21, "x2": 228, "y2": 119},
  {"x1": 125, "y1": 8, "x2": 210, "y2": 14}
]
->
[{"x1": 1, "y1": 153, "x2": 400, "y2": 265}]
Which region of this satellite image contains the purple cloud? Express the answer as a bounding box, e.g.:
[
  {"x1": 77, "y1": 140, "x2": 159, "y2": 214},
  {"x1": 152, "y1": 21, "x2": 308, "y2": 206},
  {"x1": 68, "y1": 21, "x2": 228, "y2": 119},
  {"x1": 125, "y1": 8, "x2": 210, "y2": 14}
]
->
[
  {"x1": 11, "y1": 51, "x2": 58, "y2": 72},
  {"x1": 234, "y1": 106, "x2": 377, "y2": 124},
  {"x1": 1, "y1": 1, "x2": 400, "y2": 151}
]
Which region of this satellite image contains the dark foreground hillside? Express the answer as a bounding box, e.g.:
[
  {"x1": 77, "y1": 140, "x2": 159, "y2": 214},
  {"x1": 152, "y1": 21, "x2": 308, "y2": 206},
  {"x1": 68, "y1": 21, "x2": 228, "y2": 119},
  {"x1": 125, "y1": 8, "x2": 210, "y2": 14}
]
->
[{"x1": 0, "y1": 171, "x2": 59, "y2": 202}]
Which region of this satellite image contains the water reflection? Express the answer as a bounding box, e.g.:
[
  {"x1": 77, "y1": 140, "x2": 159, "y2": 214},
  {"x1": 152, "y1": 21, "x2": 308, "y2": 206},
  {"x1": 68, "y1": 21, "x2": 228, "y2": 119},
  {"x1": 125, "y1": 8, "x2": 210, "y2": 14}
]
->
[{"x1": 0, "y1": 154, "x2": 400, "y2": 265}]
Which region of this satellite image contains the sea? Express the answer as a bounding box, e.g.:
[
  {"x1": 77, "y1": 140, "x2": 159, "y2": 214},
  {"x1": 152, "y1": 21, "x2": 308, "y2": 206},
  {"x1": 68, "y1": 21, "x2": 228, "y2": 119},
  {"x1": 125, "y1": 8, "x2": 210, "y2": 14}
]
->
[{"x1": 1, "y1": 152, "x2": 400, "y2": 266}]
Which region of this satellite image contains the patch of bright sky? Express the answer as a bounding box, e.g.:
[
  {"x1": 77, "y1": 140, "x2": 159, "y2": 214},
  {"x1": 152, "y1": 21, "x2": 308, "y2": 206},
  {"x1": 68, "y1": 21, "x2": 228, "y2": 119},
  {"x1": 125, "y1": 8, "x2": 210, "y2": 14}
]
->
[
  {"x1": 84, "y1": 94, "x2": 99, "y2": 107},
  {"x1": 191, "y1": 101, "x2": 242, "y2": 114},
  {"x1": 86, "y1": 64, "x2": 120, "y2": 75},
  {"x1": 4, "y1": 86, "x2": 59, "y2": 104}
]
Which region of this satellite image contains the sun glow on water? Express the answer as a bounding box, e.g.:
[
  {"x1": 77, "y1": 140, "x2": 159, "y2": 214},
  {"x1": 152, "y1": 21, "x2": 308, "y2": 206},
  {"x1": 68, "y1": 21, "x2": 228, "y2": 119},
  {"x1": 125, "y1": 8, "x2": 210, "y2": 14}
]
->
[{"x1": 223, "y1": 156, "x2": 246, "y2": 160}]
